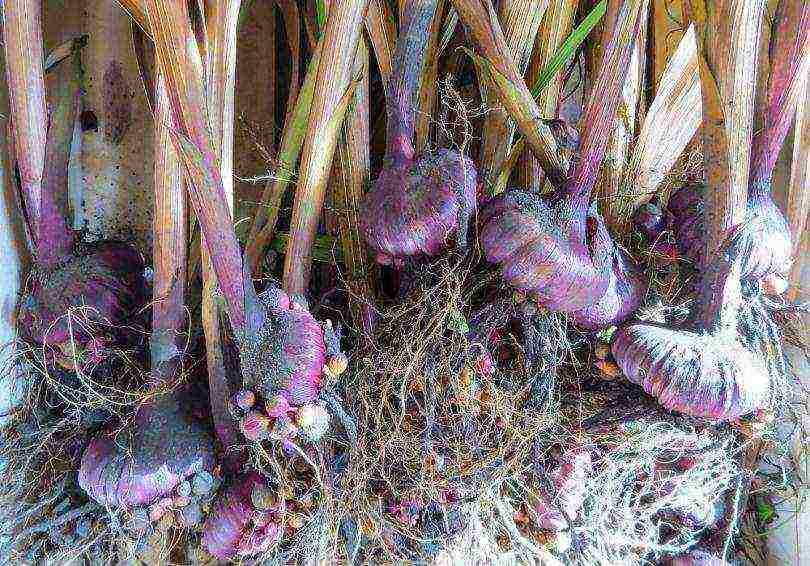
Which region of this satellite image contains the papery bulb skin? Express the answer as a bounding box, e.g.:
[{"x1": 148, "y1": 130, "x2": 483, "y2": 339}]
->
[
  {"x1": 78, "y1": 395, "x2": 215, "y2": 508},
  {"x1": 239, "y1": 285, "x2": 329, "y2": 407},
  {"x1": 534, "y1": 448, "x2": 592, "y2": 530},
  {"x1": 481, "y1": 190, "x2": 644, "y2": 328},
  {"x1": 18, "y1": 241, "x2": 149, "y2": 356},
  {"x1": 202, "y1": 474, "x2": 281, "y2": 559},
  {"x1": 360, "y1": 149, "x2": 478, "y2": 265},
  {"x1": 611, "y1": 324, "x2": 769, "y2": 422},
  {"x1": 569, "y1": 250, "x2": 646, "y2": 330},
  {"x1": 667, "y1": 183, "x2": 792, "y2": 291}
]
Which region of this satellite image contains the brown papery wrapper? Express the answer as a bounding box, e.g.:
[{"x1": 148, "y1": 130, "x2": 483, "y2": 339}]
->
[
  {"x1": 518, "y1": 0, "x2": 578, "y2": 192},
  {"x1": 478, "y1": 0, "x2": 550, "y2": 187},
  {"x1": 787, "y1": 72, "x2": 810, "y2": 302},
  {"x1": 618, "y1": 25, "x2": 700, "y2": 222},
  {"x1": 687, "y1": 0, "x2": 765, "y2": 266}
]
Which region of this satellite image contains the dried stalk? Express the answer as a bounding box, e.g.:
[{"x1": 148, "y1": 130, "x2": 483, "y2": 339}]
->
[
  {"x1": 199, "y1": 0, "x2": 244, "y2": 460},
  {"x1": 478, "y1": 0, "x2": 549, "y2": 187},
  {"x1": 749, "y1": 0, "x2": 810, "y2": 190},
  {"x1": 600, "y1": 0, "x2": 648, "y2": 228},
  {"x1": 244, "y1": 50, "x2": 322, "y2": 276},
  {"x1": 687, "y1": 0, "x2": 766, "y2": 264},
  {"x1": 282, "y1": 0, "x2": 370, "y2": 294},
  {"x1": 518, "y1": 0, "x2": 578, "y2": 191},
  {"x1": 278, "y1": 0, "x2": 302, "y2": 130},
  {"x1": 415, "y1": 0, "x2": 447, "y2": 152},
  {"x1": 618, "y1": 24, "x2": 700, "y2": 220},
  {"x1": 2, "y1": 0, "x2": 68, "y2": 264},
  {"x1": 365, "y1": 0, "x2": 397, "y2": 85},
  {"x1": 650, "y1": 0, "x2": 686, "y2": 92},
  {"x1": 144, "y1": 0, "x2": 248, "y2": 329},
  {"x1": 330, "y1": 44, "x2": 377, "y2": 332},
  {"x1": 787, "y1": 72, "x2": 810, "y2": 300},
  {"x1": 450, "y1": 0, "x2": 567, "y2": 188},
  {"x1": 152, "y1": 76, "x2": 188, "y2": 350},
  {"x1": 564, "y1": 0, "x2": 649, "y2": 211},
  {"x1": 687, "y1": 0, "x2": 766, "y2": 325}
]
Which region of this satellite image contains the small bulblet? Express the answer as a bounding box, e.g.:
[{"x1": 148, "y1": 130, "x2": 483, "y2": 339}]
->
[
  {"x1": 612, "y1": 324, "x2": 770, "y2": 422},
  {"x1": 18, "y1": 240, "x2": 149, "y2": 352},
  {"x1": 361, "y1": 149, "x2": 477, "y2": 265},
  {"x1": 78, "y1": 396, "x2": 215, "y2": 508},
  {"x1": 202, "y1": 474, "x2": 281, "y2": 559}
]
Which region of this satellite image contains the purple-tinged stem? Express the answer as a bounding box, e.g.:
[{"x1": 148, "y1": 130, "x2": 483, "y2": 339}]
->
[
  {"x1": 199, "y1": 0, "x2": 246, "y2": 469},
  {"x1": 2, "y1": 0, "x2": 74, "y2": 267},
  {"x1": 40, "y1": 44, "x2": 82, "y2": 265},
  {"x1": 560, "y1": 0, "x2": 648, "y2": 226},
  {"x1": 144, "y1": 0, "x2": 249, "y2": 333},
  {"x1": 384, "y1": 0, "x2": 440, "y2": 159},
  {"x1": 748, "y1": 0, "x2": 810, "y2": 198},
  {"x1": 151, "y1": 76, "x2": 188, "y2": 380}
]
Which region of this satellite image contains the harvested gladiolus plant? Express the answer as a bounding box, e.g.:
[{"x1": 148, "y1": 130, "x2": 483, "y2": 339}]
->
[
  {"x1": 0, "y1": 0, "x2": 808, "y2": 562},
  {"x1": 4, "y1": 2, "x2": 149, "y2": 374},
  {"x1": 474, "y1": 0, "x2": 647, "y2": 329},
  {"x1": 360, "y1": 0, "x2": 477, "y2": 266},
  {"x1": 665, "y1": 1, "x2": 809, "y2": 296},
  {"x1": 78, "y1": 79, "x2": 217, "y2": 538}
]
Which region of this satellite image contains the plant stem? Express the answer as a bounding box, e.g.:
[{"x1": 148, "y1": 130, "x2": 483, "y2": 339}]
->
[
  {"x1": 687, "y1": 0, "x2": 766, "y2": 329},
  {"x1": 282, "y1": 0, "x2": 371, "y2": 295},
  {"x1": 478, "y1": 0, "x2": 549, "y2": 187},
  {"x1": 2, "y1": 0, "x2": 73, "y2": 266},
  {"x1": 144, "y1": 0, "x2": 248, "y2": 332},
  {"x1": 561, "y1": 0, "x2": 648, "y2": 220},
  {"x1": 199, "y1": 0, "x2": 245, "y2": 464},
  {"x1": 748, "y1": 0, "x2": 810, "y2": 195},
  {"x1": 450, "y1": 0, "x2": 567, "y2": 186},
  {"x1": 244, "y1": 49, "x2": 322, "y2": 276},
  {"x1": 151, "y1": 76, "x2": 188, "y2": 378},
  {"x1": 330, "y1": 44, "x2": 378, "y2": 333},
  {"x1": 365, "y1": 0, "x2": 397, "y2": 85},
  {"x1": 385, "y1": 0, "x2": 440, "y2": 158},
  {"x1": 518, "y1": 0, "x2": 578, "y2": 191}
]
